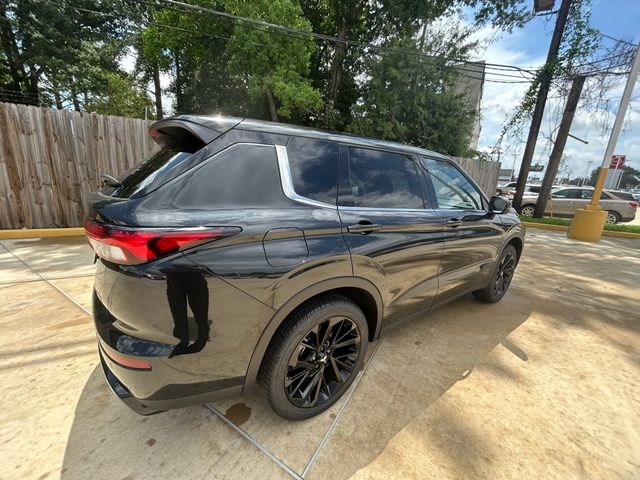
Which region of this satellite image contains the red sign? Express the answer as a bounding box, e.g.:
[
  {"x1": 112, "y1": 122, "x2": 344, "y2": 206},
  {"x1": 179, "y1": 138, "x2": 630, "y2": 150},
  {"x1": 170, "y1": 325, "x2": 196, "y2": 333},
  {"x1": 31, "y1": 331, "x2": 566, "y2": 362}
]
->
[{"x1": 610, "y1": 155, "x2": 626, "y2": 169}]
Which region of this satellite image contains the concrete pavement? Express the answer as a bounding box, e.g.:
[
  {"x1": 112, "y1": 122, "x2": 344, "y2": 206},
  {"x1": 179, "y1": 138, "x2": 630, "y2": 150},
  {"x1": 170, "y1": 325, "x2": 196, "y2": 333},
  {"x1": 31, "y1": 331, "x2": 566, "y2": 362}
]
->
[{"x1": 1, "y1": 231, "x2": 639, "y2": 480}]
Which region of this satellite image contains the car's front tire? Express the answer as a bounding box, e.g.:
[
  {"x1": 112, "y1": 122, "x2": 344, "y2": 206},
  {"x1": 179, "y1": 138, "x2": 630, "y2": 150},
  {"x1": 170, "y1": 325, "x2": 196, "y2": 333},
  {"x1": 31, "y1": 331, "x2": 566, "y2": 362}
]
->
[
  {"x1": 258, "y1": 295, "x2": 369, "y2": 420},
  {"x1": 473, "y1": 244, "x2": 518, "y2": 303}
]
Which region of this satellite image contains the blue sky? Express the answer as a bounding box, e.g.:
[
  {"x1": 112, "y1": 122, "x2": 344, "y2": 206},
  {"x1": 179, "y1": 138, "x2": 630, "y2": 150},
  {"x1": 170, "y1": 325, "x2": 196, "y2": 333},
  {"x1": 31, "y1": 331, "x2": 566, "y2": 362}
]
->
[{"x1": 475, "y1": 0, "x2": 640, "y2": 180}]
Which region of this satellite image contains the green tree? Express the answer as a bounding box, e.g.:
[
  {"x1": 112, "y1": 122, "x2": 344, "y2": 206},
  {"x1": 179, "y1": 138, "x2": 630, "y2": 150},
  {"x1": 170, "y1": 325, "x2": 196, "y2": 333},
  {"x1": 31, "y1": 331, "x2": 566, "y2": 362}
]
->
[
  {"x1": 300, "y1": 0, "x2": 531, "y2": 130},
  {"x1": 0, "y1": 0, "x2": 135, "y2": 106},
  {"x1": 222, "y1": 0, "x2": 322, "y2": 121},
  {"x1": 139, "y1": 0, "x2": 322, "y2": 121},
  {"x1": 584, "y1": 165, "x2": 640, "y2": 189},
  {"x1": 618, "y1": 165, "x2": 640, "y2": 189},
  {"x1": 348, "y1": 22, "x2": 478, "y2": 155},
  {"x1": 84, "y1": 72, "x2": 154, "y2": 118}
]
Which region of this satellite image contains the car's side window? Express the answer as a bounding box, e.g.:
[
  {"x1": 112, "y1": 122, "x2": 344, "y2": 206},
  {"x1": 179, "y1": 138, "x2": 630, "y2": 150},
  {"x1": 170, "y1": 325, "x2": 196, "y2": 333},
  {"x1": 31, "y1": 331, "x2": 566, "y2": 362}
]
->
[
  {"x1": 338, "y1": 146, "x2": 424, "y2": 209},
  {"x1": 581, "y1": 190, "x2": 593, "y2": 200},
  {"x1": 174, "y1": 144, "x2": 290, "y2": 208},
  {"x1": 600, "y1": 191, "x2": 612, "y2": 200},
  {"x1": 552, "y1": 189, "x2": 577, "y2": 198},
  {"x1": 286, "y1": 136, "x2": 338, "y2": 205},
  {"x1": 422, "y1": 157, "x2": 483, "y2": 210}
]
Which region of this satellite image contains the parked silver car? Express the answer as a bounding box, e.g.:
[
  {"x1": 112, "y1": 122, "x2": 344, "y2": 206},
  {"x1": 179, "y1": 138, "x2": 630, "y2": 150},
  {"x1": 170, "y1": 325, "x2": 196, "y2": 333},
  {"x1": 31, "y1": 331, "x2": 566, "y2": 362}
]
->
[
  {"x1": 496, "y1": 181, "x2": 517, "y2": 196},
  {"x1": 497, "y1": 182, "x2": 542, "y2": 197},
  {"x1": 507, "y1": 184, "x2": 542, "y2": 199},
  {"x1": 519, "y1": 186, "x2": 638, "y2": 224}
]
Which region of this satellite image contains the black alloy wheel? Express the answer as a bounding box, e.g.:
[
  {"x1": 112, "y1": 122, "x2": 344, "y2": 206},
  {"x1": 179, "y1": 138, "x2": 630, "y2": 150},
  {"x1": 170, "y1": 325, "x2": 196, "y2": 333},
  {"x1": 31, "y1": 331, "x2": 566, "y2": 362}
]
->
[
  {"x1": 285, "y1": 316, "x2": 361, "y2": 408},
  {"x1": 259, "y1": 295, "x2": 368, "y2": 420},
  {"x1": 494, "y1": 249, "x2": 516, "y2": 298},
  {"x1": 473, "y1": 244, "x2": 518, "y2": 303}
]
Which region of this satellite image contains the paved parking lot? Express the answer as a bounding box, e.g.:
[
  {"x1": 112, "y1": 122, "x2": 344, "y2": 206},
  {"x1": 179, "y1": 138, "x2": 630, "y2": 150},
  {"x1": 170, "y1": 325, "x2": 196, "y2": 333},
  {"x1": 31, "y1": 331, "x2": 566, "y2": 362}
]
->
[{"x1": 1, "y1": 230, "x2": 639, "y2": 480}]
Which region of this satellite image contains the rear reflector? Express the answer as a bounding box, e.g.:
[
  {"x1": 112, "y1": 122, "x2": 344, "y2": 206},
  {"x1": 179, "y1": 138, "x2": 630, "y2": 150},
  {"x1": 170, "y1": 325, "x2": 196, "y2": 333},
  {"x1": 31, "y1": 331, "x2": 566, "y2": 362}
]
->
[
  {"x1": 84, "y1": 220, "x2": 238, "y2": 265},
  {"x1": 102, "y1": 347, "x2": 152, "y2": 371}
]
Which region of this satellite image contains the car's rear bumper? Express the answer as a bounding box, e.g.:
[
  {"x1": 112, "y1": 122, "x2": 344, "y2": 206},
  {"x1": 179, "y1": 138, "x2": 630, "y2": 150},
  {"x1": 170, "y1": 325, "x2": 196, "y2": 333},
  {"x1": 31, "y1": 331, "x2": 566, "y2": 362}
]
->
[
  {"x1": 91, "y1": 255, "x2": 275, "y2": 414},
  {"x1": 98, "y1": 344, "x2": 243, "y2": 415}
]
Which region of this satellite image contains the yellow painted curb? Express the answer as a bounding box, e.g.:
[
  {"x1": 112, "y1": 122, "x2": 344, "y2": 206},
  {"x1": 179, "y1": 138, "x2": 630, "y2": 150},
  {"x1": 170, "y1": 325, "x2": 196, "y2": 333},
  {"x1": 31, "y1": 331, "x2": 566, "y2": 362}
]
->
[
  {"x1": 599, "y1": 229, "x2": 640, "y2": 239},
  {"x1": 523, "y1": 221, "x2": 640, "y2": 240},
  {"x1": 523, "y1": 222, "x2": 568, "y2": 232},
  {"x1": 0, "y1": 227, "x2": 85, "y2": 239}
]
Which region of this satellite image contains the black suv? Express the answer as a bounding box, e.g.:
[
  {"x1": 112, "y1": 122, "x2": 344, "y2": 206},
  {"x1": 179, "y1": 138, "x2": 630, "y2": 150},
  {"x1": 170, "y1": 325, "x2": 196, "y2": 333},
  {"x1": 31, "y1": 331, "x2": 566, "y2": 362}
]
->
[{"x1": 86, "y1": 115, "x2": 524, "y2": 420}]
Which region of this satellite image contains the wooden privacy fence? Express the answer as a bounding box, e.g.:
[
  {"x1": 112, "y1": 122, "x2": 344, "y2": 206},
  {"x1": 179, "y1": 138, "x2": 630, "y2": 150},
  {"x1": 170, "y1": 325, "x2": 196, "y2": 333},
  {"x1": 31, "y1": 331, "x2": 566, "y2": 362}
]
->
[
  {"x1": 0, "y1": 102, "x2": 501, "y2": 229},
  {"x1": 0, "y1": 102, "x2": 158, "y2": 229},
  {"x1": 450, "y1": 156, "x2": 501, "y2": 198}
]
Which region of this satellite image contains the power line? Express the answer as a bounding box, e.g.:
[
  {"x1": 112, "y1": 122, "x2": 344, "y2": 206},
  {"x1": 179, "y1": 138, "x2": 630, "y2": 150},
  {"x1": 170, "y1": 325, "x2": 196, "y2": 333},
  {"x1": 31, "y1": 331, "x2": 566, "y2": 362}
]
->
[
  {"x1": 73, "y1": 5, "x2": 539, "y2": 84},
  {"x1": 154, "y1": 0, "x2": 539, "y2": 76},
  {"x1": 597, "y1": 32, "x2": 638, "y2": 48},
  {"x1": 73, "y1": 1, "x2": 634, "y2": 85},
  {"x1": 72, "y1": 6, "x2": 267, "y2": 48}
]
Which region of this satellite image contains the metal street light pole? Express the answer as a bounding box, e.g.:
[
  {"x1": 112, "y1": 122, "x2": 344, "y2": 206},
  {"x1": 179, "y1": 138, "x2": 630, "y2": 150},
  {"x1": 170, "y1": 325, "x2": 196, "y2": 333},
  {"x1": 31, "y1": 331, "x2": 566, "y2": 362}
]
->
[
  {"x1": 581, "y1": 160, "x2": 593, "y2": 186},
  {"x1": 568, "y1": 42, "x2": 640, "y2": 241}
]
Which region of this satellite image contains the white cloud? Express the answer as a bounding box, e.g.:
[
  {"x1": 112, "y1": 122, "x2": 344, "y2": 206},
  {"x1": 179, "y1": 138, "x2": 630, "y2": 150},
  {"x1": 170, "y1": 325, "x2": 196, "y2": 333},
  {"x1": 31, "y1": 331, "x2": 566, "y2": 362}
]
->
[{"x1": 476, "y1": 30, "x2": 640, "y2": 180}]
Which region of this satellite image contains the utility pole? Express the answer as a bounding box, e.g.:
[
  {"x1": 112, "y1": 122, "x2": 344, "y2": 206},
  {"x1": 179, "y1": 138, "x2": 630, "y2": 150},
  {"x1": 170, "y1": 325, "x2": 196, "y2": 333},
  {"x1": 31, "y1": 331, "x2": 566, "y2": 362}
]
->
[
  {"x1": 568, "y1": 42, "x2": 640, "y2": 242},
  {"x1": 534, "y1": 75, "x2": 585, "y2": 217},
  {"x1": 512, "y1": 0, "x2": 573, "y2": 211}
]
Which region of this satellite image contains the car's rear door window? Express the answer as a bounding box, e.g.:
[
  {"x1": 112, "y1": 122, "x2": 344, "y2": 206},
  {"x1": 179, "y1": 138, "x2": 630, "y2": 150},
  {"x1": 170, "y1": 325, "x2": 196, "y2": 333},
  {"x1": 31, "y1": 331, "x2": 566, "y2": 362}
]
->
[
  {"x1": 581, "y1": 190, "x2": 594, "y2": 200},
  {"x1": 609, "y1": 191, "x2": 634, "y2": 201},
  {"x1": 338, "y1": 147, "x2": 424, "y2": 209}
]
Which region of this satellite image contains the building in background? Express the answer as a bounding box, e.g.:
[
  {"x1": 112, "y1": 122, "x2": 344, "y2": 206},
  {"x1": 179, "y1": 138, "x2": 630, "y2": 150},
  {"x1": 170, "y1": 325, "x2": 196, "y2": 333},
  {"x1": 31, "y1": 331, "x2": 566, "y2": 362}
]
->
[{"x1": 455, "y1": 61, "x2": 486, "y2": 151}]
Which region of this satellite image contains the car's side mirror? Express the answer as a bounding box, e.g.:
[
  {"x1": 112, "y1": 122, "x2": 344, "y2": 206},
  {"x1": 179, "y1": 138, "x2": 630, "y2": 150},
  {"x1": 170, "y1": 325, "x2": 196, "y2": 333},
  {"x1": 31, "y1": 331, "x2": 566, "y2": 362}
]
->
[{"x1": 488, "y1": 196, "x2": 510, "y2": 215}]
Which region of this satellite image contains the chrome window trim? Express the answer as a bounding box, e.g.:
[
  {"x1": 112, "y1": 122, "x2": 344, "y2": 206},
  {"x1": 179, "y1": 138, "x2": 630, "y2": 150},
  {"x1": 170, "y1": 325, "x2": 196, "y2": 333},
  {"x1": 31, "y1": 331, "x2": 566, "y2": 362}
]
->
[
  {"x1": 275, "y1": 144, "x2": 337, "y2": 209},
  {"x1": 338, "y1": 206, "x2": 432, "y2": 213},
  {"x1": 276, "y1": 143, "x2": 437, "y2": 213}
]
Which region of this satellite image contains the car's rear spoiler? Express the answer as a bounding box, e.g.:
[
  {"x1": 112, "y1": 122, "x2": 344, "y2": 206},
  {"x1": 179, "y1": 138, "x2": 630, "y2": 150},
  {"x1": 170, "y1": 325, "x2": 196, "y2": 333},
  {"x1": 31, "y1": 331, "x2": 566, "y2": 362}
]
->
[{"x1": 149, "y1": 115, "x2": 243, "y2": 151}]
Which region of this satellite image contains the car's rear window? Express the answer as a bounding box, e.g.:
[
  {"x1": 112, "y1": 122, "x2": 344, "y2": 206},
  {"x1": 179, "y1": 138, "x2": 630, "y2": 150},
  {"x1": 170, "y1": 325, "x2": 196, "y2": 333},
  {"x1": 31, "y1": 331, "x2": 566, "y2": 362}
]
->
[
  {"x1": 109, "y1": 150, "x2": 193, "y2": 198},
  {"x1": 610, "y1": 191, "x2": 635, "y2": 201}
]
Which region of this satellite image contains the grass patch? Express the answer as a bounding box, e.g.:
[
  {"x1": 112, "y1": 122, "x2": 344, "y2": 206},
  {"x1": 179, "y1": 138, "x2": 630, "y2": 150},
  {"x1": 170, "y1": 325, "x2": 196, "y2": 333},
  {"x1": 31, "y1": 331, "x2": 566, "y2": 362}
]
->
[{"x1": 519, "y1": 215, "x2": 640, "y2": 234}]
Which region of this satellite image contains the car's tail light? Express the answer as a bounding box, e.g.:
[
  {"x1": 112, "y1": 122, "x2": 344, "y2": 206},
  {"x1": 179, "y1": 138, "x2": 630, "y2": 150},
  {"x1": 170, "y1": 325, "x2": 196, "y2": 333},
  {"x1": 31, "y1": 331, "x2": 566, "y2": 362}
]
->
[
  {"x1": 84, "y1": 220, "x2": 239, "y2": 265},
  {"x1": 630, "y1": 201, "x2": 638, "y2": 209}
]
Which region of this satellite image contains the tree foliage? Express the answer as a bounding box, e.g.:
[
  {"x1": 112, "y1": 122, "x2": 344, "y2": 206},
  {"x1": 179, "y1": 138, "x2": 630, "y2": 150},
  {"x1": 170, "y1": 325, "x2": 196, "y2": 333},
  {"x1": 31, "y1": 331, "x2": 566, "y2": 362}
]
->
[{"x1": 1, "y1": 0, "x2": 542, "y2": 155}]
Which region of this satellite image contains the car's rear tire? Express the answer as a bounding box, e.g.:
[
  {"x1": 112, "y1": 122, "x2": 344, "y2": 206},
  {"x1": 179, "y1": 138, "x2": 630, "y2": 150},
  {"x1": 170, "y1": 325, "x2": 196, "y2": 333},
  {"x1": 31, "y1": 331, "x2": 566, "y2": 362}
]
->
[
  {"x1": 519, "y1": 204, "x2": 535, "y2": 216},
  {"x1": 258, "y1": 295, "x2": 369, "y2": 420},
  {"x1": 605, "y1": 211, "x2": 620, "y2": 224},
  {"x1": 473, "y1": 245, "x2": 518, "y2": 303}
]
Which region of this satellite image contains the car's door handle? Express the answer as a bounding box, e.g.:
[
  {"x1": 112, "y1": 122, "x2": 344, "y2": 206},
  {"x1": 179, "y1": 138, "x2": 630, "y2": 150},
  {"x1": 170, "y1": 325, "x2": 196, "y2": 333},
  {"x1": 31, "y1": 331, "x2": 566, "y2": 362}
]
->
[
  {"x1": 347, "y1": 222, "x2": 383, "y2": 234},
  {"x1": 445, "y1": 218, "x2": 463, "y2": 228}
]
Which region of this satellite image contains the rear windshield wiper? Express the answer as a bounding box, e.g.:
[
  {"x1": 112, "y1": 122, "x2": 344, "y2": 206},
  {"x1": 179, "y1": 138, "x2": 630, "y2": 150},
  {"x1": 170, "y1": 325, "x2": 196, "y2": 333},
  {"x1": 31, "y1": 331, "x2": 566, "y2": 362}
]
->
[{"x1": 101, "y1": 173, "x2": 122, "y2": 187}]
